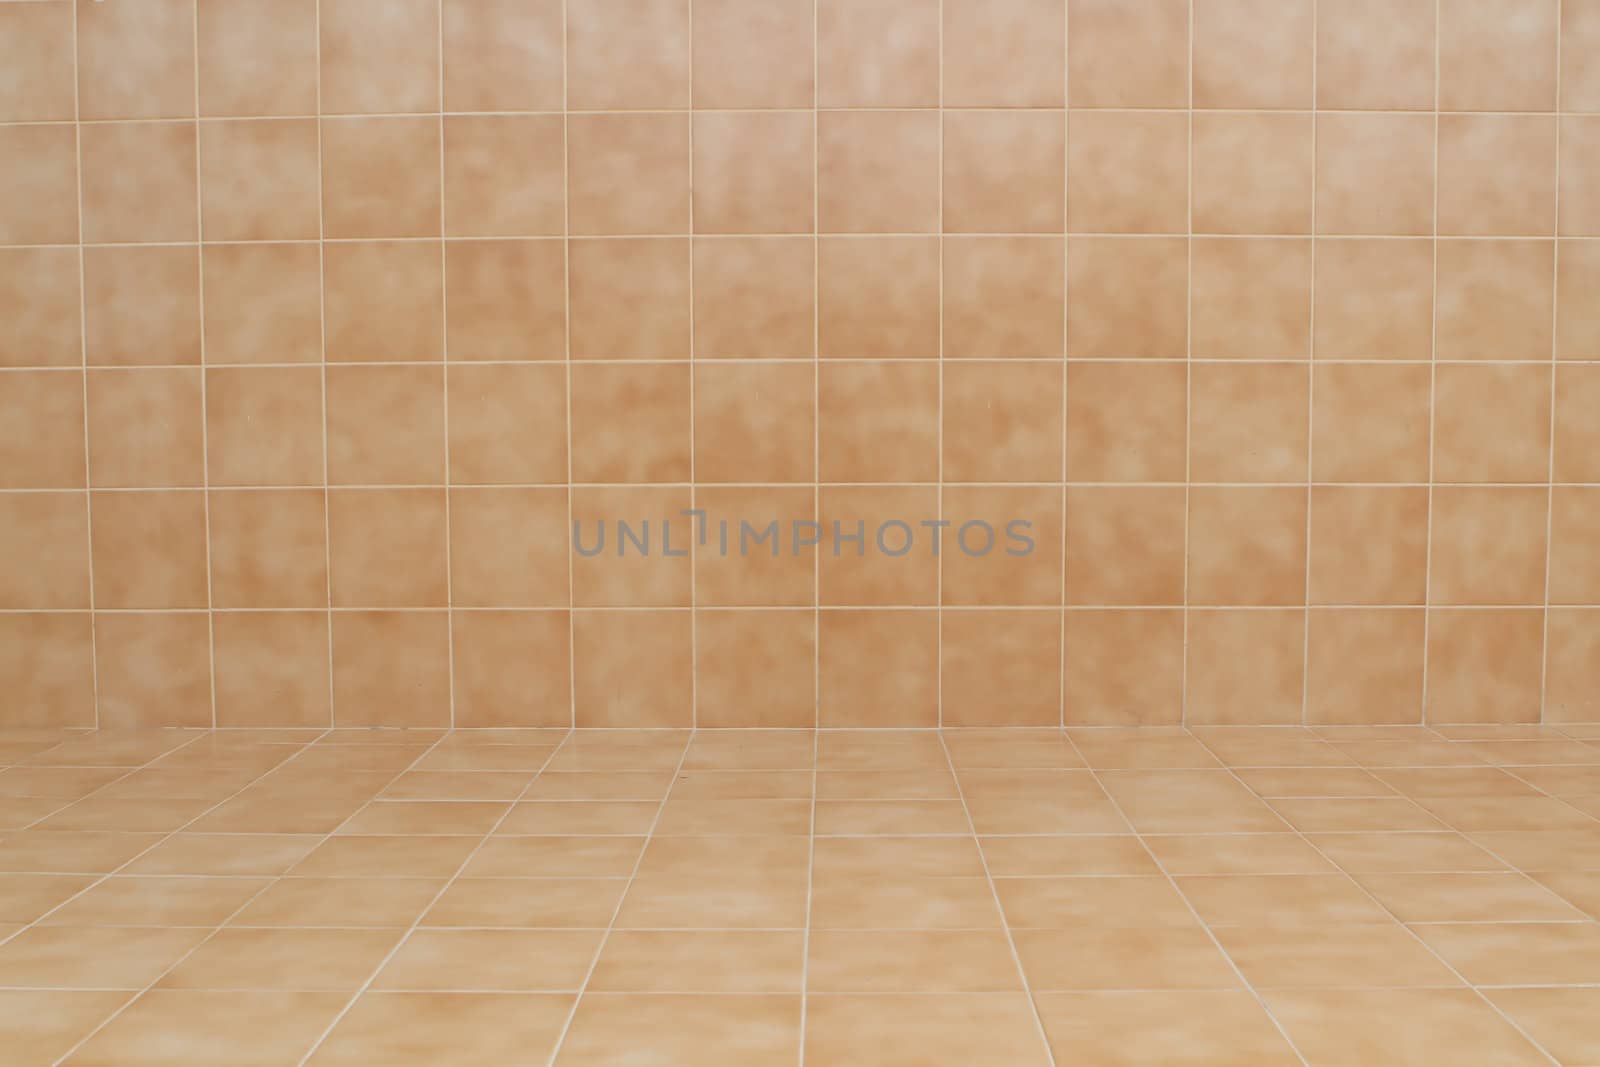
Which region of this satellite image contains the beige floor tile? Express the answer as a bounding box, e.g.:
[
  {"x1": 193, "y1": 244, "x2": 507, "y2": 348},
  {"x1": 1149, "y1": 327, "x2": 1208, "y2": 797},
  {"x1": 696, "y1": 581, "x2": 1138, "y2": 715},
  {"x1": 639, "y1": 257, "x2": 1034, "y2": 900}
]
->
[
  {"x1": 995, "y1": 876, "x2": 1197, "y2": 928},
  {"x1": 0, "y1": 769, "x2": 130, "y2": 799},
  {"x1": 92, "y1": 768, "x2": 252, "y2": 802},
  {"x1": 1429, "y1": 727, "x2": 1572, "y2": 742},
  {"x1": 1485, "y1": 987, "x2": 1600, "y2": 1066},
  {"x1": 1176, "y1": 874, "x2": 1394, "y2": 926},
  {"x1": 432, "y1": 730, "x2": 567, "y2": 747},
  {"x1": 814, "y1": 770, "x2": 959, "y2": 800},
  {"x1": 1528, "y1": 870, "x2": 1600, "y2": 919},
  {"x1": 43, "y1": 876, "x2": 269, "y2": 927},
  {"x1": 1235, "y1": 767, "x2": 1394, "y2": 797},
  {"x1": 338, "y1": 801, "x2": 509, "y2": 836},
  {"x1": 1310, "y1": 832, "x2": 1508, "y2": 873},
  {"x1": 812, "y1": 837, "x2": 984, "y2": 879},
  {"x1": 1035, "y1": 991, "x2": 1301, "y2": 1066},
  {"x1": 804, "y1": 994, "x2": 1050, "y2": 1066},
  {"x1": 34, "y1": 797, "x2": 213, "y2": 833},
  {"x1": 372, "y1": 929, "x2": 603, "y2": 991},
  {"x1": 1269, "y1": 797, "x2": 1447, "y2": 833},
  {"x1": 287, "y1": 836, "x2": 478, "y2": 878},
  {"x1": 290, "y1": 747, "x2": 431, "y2": 774},
  {"x1": 589, "y1": 930, "x2": 805, "y2": 992},
  {"x1": 946, "y1": 734, "x2": 1084, "y2": 769},
  {"x1": 1468, "y1": 829, "x2": 1600, "y2": 872},
  {"x1": 0, "y1": 797, "x2": 70, "y2": 830},
  {"x1": 633, "y1": 831, "x2": 806, "y2": 876},
  {"x1": 524, "y1": 771, "x2": 677, "y2": 801},
  {"x1": 559, "y1": 993, "x2": 800, "y2": 1066},
  {"x1": 1412, "y1": 922, "x2": 1600, "y2": 985},
  {"x1": 125, "y1": 834, "x2": 320, "y2": 877},
  {"x1": 188, "y1": 796, "x2": 367, "y2": 835},
  {"x1": 1417, "y1": 796, "x2": 1599, "y2": 833},
  {"x1": 306, "y1": 992, "x2": 573, "y2": 1066},
  {"x1": 380, "y1": 771, "x2": 533, "y2": 801},
  {"x1": 1098, "y1": 771, "x2": 1288, "y2": 833},
  {"x1": 411, "y1": 746, "x2": 558, "y2": 772},
  {"x1": 967, "y1": 793, "x2": 1130, "y2": 835},
  {"x1": 807, "y1": 930, "x2": 1022, "y2": 992},
  {"x1": 496, "y1": 801, "x2": 660, "y2": 835},
  {"x1": 670, "y1": 770, "x2": 816, "y2": 799},
  {"x1": 422, "y1": 877, "x2": 625, "y2": 928},
  {"x1": 0, "y1": 831, "x2": 165, "y2": 874},
  {"x1": 1191, "y1": 729, "x2": 1355, "y2": 768},
  {"x1": 1373, "y1": 767, "x2": 1544, "y2": 798},
  {"x1": 681, "y1": 732, "x2": 816, "y2": 771},
  {"x1": 654, "y1": 797, "x2": 812, "y2": 836},
  {"x1": 810, "y1": 875, "x2": 1002, "y2": 929},
  {"x1": 461, "y1": 835, "x2": 646, "y2": 878},
  {"x1": 979, "y1": 835, "x2": 1159, "y2": 877},
  {"x1": 1144, "y1": 834, "x2": 1336, "y2": 876},
  {"x1": 1262, "y1": 989, "x2": 1550, "y2": 1066},
  {"x1": 1559, "y1": 794, "x2": 1600, "y2": 820},
  {"x1": 813, "y1": 800, "x2": 971, "y2": 835},
  {"x1": 4, "y1": 727, "x2": 1597, "y2": 1061},
  {"x1": 1457, "y1": 740, "x2": 1600, "y2": 766},
  {"x1": 65, "y1": 990, "x2": 347, "y2": 1066},
  {"x1": 816, "y1": 733, "x2": 950, "y2": 771},
  {"x1": 617, "y1": 874, "x2": 810, "y2": 929},
  {"x1": 1013, "y1": 926, "x2": 1241, "y2": 990},
  {"x1": 1357, "y1": 872, "x2": 1587, "y2": 923},
  {"x1": 1506, "y1": 765, "x2": 1600, "y2": 798},
  {"x1": 1326, "y1": 741, "x2": 1492, "y2": 768},
  {"x1": 1214, "y1": 923, "x2": 1463, "y2": 988},
  {"x1": 544, "y1": 737, "x2": 688, "y2": 773},
  {"x1": 231, "y1": 877, "x2": 445, "y2": 928},
  {"x1": 0, "y1": 989, "x2": 128, "y2": 1066},
  {"x1": 1068, "y1": 729, "x2": 1222, "y2": 769},
  {"x1": 159, "y1": 928, "x2": 403, "y2": 991},
  {"x1": 0, "y1": 873, "x2": 97, "y2": 923},
  {"x1": 0, "y1": 926, "x2": 210, "y2": 988}
]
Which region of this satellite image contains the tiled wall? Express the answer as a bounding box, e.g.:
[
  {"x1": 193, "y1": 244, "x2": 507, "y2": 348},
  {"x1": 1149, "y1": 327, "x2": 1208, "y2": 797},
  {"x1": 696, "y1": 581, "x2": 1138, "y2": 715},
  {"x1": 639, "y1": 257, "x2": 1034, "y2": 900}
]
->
[{"x1": 1, "y1": 0, "x2": 1597, "y2": 730}]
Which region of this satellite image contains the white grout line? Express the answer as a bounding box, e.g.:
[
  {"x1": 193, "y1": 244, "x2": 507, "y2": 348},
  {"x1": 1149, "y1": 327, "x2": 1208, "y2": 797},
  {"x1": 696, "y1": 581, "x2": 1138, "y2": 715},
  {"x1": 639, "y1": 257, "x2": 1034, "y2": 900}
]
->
[
  {"x1": 436, "y1": 0, "x2": 456, "y2": 731},
  {"x1": 190, "y1": 0, "x2": 218, "y2": 732},
  {"x1": 1184, "y1": 728, "x2": 1567, "y2": 1066},
  {"x1": 1180, "y1": 0, "x2": 1195, "y2": 728},
  {"x1": 9, "y1": 231, "x2": 1600, "y2": 251},
  {"x1": 542, "y1": 733, "x2": 696, "y2": 1064},
  {"x1": 1055, "y1": 726, "x2": 1313, "y2": 1066},
  {"x1": 1541, "y1": 0, "x2": 1565, "y2": 724},
  {"x1": 1420, "y1": 0, "x2": 1442, "y2": 725},
  {"x1": 314, "y1": 0, "x2": 336, "y2": 730},
  {"x1": 10, "y1": 105, "x2": 1600, "y2": 125},
  {"x1": 67, "y1": 0, "x2": 100, "y2": 732},
  {"x1": 797, "y1": 719, "x2": 819, "y2": 1065},
  {"x1": 0, "y1": 734, "x2": 323, "y2": 964},
  {"x1": 562, "y1": 0, "x2": 578, "y2": 733},
  {"x1": 1302, "y1": 0, "x2": 1318, "y2": 726},
  {"x1": 9, "y1": 355, "x2": 1599, "y2": 372},
  {"x1": 47, "y1": 728, "x2": 451, "y2": 1066},
  {"x1": 687, "y1": 0, "x2": 699, "y2": 733},
  {"x1": 292, "y1": 730, "x2": 571, "y2": 1065},
  {"x1": 935, "y1": 731, "x2": 1059, "y2": 1066},
  {"x1": 1058, "y1": 0, "x2": 1070, "y2": 730}
]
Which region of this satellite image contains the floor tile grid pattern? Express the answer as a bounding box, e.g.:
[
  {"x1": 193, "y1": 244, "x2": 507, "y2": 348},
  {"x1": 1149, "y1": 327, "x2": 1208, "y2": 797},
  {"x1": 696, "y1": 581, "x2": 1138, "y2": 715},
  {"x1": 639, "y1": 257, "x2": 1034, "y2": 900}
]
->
[{"x1": 4, "y1": 726, "x2": 1600, "y2": 1062}]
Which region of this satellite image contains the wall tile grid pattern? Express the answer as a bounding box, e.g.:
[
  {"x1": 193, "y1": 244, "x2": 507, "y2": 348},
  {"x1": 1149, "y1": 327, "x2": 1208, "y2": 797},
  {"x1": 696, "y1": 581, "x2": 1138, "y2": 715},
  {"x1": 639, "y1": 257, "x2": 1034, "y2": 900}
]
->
[{"x1": 0, "y1": 0, "x2": 1596, "y2": 729}]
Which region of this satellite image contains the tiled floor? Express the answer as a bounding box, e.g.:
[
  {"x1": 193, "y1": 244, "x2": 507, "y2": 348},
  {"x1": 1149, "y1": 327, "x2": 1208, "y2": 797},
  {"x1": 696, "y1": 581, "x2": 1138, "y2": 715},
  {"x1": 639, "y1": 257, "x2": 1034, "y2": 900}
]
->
[{"x1": 2, "y1": 725, "x2": 1600, "y2": 1065}]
